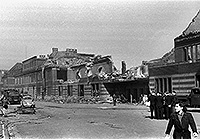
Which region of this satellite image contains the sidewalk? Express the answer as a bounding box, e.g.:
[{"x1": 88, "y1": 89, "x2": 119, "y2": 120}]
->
[
  {"x1": 97, "y1": 103, "x2": 149, "y2": 110},
  {"x1": 0, "y1": 105, "x2": 20, "y2": 139},
  {"x1": 0, "y1": 121, "x2": 4, "y2": 139},
  {"x1": 0, "y1": 117, "x2": 9, "y2": 139}
]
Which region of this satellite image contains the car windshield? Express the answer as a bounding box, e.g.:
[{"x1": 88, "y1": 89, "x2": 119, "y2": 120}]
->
[
  {"x1": 192, "y1": 89, "x2": 200, "y2": 95},
  {"x1": 23, "y1": 96, "x2": 32, "y2": 100}
]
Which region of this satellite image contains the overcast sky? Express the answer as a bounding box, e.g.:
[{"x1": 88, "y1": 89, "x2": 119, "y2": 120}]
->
[{"x1": 0, "y1": 0, "x2": 200, "y2": 70}]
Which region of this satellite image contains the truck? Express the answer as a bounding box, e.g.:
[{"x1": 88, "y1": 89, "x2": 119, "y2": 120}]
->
[
  {"x1": 176, "y1": 87, "x2": 200, "y2": 107},
  {"x1": 188, "y1": 87, "x2": 200, "y2": 107}
]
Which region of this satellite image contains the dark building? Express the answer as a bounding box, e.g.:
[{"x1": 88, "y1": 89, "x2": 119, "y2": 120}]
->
[
  {"x1": 148, "y1": 10, "x2": 200, "y2": 96},
  {"x1": 103, "y1": 78, "x2": 149, "y2": 103}
]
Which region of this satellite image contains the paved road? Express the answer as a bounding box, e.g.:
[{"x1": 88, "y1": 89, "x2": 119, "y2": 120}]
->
[{"x1": 4, "y1": 102, "x2": 200, "y2": 139}]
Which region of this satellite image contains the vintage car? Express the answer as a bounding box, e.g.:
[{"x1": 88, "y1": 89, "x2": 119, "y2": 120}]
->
[
  {"x1": 17, "y1": 95, "x2": 36, "y2": 114},
  {"x1": 3, "y1": 89, "x2": 21, "y2": 105},
  {"x1": 21, "y1": 95, "x2": 35, "y2": 108}
]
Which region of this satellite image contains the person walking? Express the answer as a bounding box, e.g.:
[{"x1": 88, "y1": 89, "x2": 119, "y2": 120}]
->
[
  {"x1": 113, "y1": 94, "x2": 117, "y2": 106},
  {"x1": 165, "y1": 101, "x2": 198, "y2": 139}
]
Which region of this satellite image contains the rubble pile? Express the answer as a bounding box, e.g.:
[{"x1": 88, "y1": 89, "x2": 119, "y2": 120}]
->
[{"x1": 37, "y1": 95, "x2": 114, "y2": 104}]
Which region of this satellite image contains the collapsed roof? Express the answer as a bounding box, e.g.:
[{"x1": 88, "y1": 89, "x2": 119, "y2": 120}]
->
[{"x1": 178, "y1": 10, "x2": 200, "y2": 38}]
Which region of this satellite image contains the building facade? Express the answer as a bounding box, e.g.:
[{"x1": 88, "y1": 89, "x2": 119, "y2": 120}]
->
[
  {"x1": 0, "y1": 69, "x2": 8, "y2": 92},
  {"x1": 2, "y1": 47, "x2": 149, "y2": 103},
  {"x1": 103, "y1": 79, "x2": 149, "y2": 103},
  {"x1": 64, "y1": 55, "x2": 114, "y2": 99},
  {"x1": 2, "y1": 63, "x2": 23, "y2": 90},
  {"x1": 2, "y1": 48, "x2": 114, "y2": 100},
  {"x1": 148, "y1": 10, "x2": 200, "y2": 96},
  {"x1": 2, "y1": 56, "x2": 46, "y2": 97}
]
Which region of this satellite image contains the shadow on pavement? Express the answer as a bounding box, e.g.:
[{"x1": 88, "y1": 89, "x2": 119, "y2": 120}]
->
[{"x1": 45, "y1": 105, "x2": 149, "y2": 111}]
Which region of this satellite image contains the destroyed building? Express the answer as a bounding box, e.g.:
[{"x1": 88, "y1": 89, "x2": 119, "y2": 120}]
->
[{"x1": 2, "y1": 47, "x2": 149, "y2": 103}]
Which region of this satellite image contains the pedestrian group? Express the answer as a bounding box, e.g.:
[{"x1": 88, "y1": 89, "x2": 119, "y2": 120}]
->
[
  {"x1": 148, "y1": 91, "x2": 198, "y2": 139},
  {"x1": 148, "y1": 91, "x2": 177, "y2": 120}
]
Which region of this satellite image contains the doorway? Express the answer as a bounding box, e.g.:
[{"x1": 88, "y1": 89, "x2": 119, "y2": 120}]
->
[{"x1": 79, "y1": 85, "x2": 84, "y2": 97}]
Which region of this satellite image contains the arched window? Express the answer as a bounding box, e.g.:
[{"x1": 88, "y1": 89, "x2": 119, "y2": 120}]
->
[{"x1": 98, "y1": 66, "x2": 103, "y2": 73}]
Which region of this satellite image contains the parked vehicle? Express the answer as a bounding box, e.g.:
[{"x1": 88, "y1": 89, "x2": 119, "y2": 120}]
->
[
  {"x1": 2, "y1": 89, "x2": 21, "y2": 105},
  {"x1": 21, "y1": 95, "x2": 35, "y2": 108},
  {"x1": 188, "y1": 87, "x2": 200, "y2": 107},
  {"x1": 176, "y1": 93, "x2": 190, "y2": 106},
  {"x1": 176, "y1": 87, "x2": 200, "y2": 107},
  {"x1": 17, "y1": 95, "x2": 36, "y2": 114}
]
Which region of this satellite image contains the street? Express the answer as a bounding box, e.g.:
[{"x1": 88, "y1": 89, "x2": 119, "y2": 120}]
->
[{"x1": 3, "y1": 101, "x2": 200, "y2": 139}]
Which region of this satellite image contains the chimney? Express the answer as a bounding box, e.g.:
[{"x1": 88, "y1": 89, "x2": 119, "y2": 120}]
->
[
  {"x1": 121, "y1": 61, "x2": 126, "y2": 75},
  {"x1": 74, "y1": 49, "x2": 77, "y2": 53},
  {"x1": 52, "y1": 48, "x2": 58, "y2": 53}
]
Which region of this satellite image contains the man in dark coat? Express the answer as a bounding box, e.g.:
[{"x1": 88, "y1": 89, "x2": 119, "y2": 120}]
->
[
  {"x1": 148, "y1": 92, "x2": 156, "y2": 119},
  {"x1": 155, "y1": 93, "x2": 164, "y2": 119},
  {"x1": 113, "y1": 94, "x2": 117, "y2": 106},
  {"x1": 165, "y1": 102, "x2": 198, "y2": 139},
  {"x1": 164, "y1": 93, "x2": 174, "y2": 119}
]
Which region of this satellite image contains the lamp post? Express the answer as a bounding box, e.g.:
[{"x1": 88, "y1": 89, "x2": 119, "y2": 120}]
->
[{"x1": 42, "y1": 66, "x2": 46, "y2": 100}]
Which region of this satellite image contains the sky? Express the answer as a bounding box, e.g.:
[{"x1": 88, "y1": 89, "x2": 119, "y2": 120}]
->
[{"x1": 0, "y1": 0, "x2": 200, "y2": 70}]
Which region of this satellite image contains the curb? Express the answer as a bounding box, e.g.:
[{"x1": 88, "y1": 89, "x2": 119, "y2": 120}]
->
[
  {"x1": 2, "y1": 117, "x2": 22, "y2": 139},
  {"x1": 1, "y1": 120, "x2": 9, "y2": 139}
]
